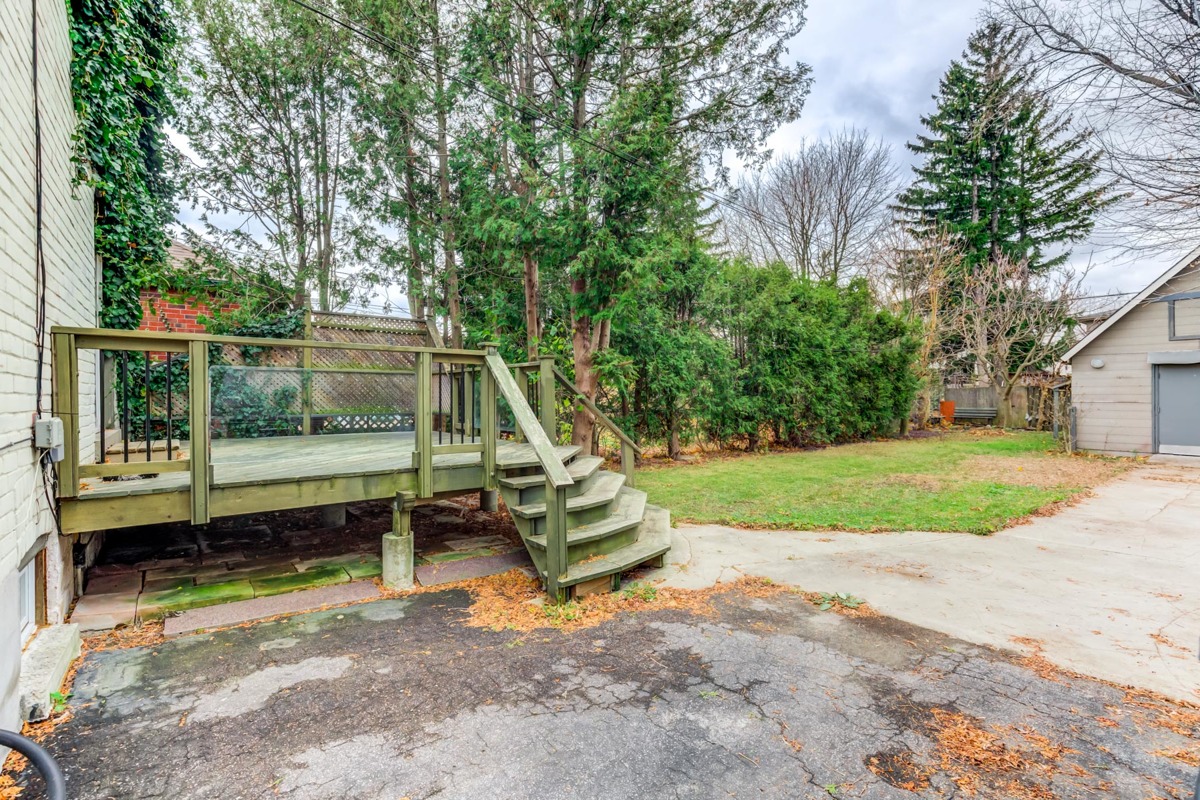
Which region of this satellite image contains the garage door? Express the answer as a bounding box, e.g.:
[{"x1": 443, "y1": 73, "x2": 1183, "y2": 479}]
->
[{"x1": 1157, "y1": 365, "x2": 1200, "y2": 456}]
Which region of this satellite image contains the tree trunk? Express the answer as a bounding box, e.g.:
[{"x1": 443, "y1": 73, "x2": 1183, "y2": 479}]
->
[
  {"x1": 566, "y1": 26, "x2": 598, "y2": 454},
  {"x1": 433, "y1": 4, "x2": 460, "y2": 348},
  {"x1": 523, "y1": 252, "x2": 540, "y2": 359},
  {"x1": 403, "y1": 136, "x2": 425, "y2": 320},
  {"x1": 570, "y1": 282, "x2": 596, "y2": 454},
  {"x1": 668, "y1": 417, "x2": 681, "y2": 460},
  {"x1": 994, "y1": 382, "x2": 1016, "y2": 428}
]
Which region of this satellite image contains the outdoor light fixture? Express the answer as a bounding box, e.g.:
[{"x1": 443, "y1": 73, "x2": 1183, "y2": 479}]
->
[{"x1": 1090, "y1": 358, "x2": 1105, "y2": 369}]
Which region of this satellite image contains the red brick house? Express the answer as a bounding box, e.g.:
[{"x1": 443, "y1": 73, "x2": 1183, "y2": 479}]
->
[{"x1": 138, "y1": 240, "x2": 240, "y2": 334}]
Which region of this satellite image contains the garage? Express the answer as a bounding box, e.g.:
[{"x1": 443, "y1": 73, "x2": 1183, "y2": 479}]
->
[{"x1": 1065, "y1": 246, "x2": 1200, "y2": 457}]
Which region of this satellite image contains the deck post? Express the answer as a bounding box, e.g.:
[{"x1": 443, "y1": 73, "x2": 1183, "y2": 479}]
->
[
  {"x1": 538, "y1": 355, "x2": 555, "y2": 442},
  {"x1": 480, "y1": 344, "x2": 499, "y2": 493},
  {"x1": 544, "y1": 478, "x2": 569, "y2": 602},
  {"x1": 301, "y1": 308, "x2": 313, "y2": 435},
  {"x1": 51, "y1": 332, "x2": 80, "y2": 498},
  {"x1": 416, "y1": 351, "x2": 433, "y2": 498},
  {"x1": 621, "y1": 440, "x2": 636, "y2": 489},
  {"x1": 383, "y1": 490, "x2": 416, "y2": 590},
  {"x1": 188, "y1": 339, "x2": 211, "y2": 525}
]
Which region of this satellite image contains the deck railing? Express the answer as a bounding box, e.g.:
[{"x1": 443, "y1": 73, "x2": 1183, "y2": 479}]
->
[
  {"x1": 551, "y1": 365, "x2": 643, "y2": 488},
  {"x1": 51, "y1": 328, "x2": 642, "y2": 596},
  {"x1": 51, "y1": 327, "x2": 484, "y2": 523},
  {"x1": 52, "y1": 329, "x2": 210, "y2": 520}
]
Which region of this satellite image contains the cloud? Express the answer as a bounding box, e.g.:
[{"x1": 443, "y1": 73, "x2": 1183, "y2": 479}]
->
[
  {"x1": 764, "y1": 0, "x2": 984, "y2": 161},
  {"x1": 741, "y1": 0, "x2": 1177, "y2": 292}
]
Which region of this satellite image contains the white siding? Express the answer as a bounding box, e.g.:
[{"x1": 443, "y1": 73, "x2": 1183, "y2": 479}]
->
[
  {"x1": 0, "y1": 0, "x2": 98, "y2": 729},
  {"x1": 1071, "y1": 264, "x2": 1200, "y2": 456}
]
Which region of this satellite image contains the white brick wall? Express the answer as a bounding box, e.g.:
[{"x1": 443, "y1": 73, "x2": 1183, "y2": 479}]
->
[{"x1": 0, "y1": 0, "x2": 98, "y2": 729}]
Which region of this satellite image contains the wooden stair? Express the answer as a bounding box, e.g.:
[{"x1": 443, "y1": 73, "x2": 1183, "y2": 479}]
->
[{"x1": 496, "y1": 450, "x2": 671, "y2": 597}]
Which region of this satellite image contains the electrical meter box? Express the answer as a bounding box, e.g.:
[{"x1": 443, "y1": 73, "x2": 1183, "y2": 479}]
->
[{"x1": 34, "y1": 417, "x2": 65, "y2": 462}]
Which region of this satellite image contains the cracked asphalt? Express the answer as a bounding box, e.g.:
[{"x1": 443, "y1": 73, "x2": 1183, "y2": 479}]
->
[{"x1": 23, "y1": 589, "x2": 1199, "y2": 799}]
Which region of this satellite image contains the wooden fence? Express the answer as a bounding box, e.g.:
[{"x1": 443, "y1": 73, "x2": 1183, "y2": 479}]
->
[{"x1": 940, "y1": 382, "x2": 1068, "y2": 431}]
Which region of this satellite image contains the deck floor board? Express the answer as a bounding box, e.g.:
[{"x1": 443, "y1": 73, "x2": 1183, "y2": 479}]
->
[{"x1": 79, "y1": 433, "x2": 578, "y2": 501}]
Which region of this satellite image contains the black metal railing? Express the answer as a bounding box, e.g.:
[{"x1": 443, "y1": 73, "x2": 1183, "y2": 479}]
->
[{"x1": 102, "y1": 349, "x2": 187, "y2": 469}]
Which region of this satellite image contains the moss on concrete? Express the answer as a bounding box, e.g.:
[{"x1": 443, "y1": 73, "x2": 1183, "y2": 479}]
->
[
  {"x1": 251, "y1": 565, "x2": 350, "y2": 598},
  {"x1": 138, "y1": 580, "x2": 257, "y2": 618}
]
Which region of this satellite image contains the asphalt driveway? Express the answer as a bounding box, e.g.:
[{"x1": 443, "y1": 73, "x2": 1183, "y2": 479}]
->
[
  {"x1": 656, "y1": 460, "x2": 1200, "y2": 702},
  {"x1": 20, "y1": 587, "x2": 1197, "y2": 799}
]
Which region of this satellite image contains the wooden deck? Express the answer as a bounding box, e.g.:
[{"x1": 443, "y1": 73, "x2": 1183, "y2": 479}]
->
[{"x1": 62, "y1": 433, "x2": 580, "y2": 535}]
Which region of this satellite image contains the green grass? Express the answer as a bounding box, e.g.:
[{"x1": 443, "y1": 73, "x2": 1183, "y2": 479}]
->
[{"x1": 638, "y1": 431, "x2": 1120, "y2": 534}]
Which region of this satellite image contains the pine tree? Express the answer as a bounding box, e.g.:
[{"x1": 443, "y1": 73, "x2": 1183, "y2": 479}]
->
[{"x1": 896, "y1": 22, "x2": 1113, "y2": 276}]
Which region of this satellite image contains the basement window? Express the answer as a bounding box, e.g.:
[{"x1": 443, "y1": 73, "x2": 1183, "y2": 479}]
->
[{"x1": 18, "y1": 559, "x2": 37, "y2": 644}]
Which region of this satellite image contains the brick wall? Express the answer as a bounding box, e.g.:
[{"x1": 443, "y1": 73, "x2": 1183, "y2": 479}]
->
[
  {"x1": 139, "y1": 288, "x2": 239, "y2": 334},
  {"x1": 0, "y1": 0, "x2": 98, "y2": 730}
]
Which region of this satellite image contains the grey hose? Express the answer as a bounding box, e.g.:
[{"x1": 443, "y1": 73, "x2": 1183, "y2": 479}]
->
[{"x1": 0, "y1": 728, "x2": 65, "y2": 800}]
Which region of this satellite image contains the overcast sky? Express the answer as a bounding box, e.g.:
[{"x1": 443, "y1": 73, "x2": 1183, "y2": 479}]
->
[
  {"x1": 179, "y1": 0, "x2": 1180, "y2": 311},
  {"x1": 773, "y1": 0, "x2": 984, "y2": 164},
  {"x1": 742, "y1": 0, "x2": 1177, "y2": 302}
]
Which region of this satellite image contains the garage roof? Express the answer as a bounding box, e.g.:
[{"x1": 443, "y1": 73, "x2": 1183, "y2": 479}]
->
[{"x1": 1063, "y1": 244, "x2": 1200, "y2": 362}]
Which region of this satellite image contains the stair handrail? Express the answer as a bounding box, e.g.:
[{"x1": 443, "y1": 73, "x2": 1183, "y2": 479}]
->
[
  {"x1": 484, "y1": 352, "x2": 573, "y2": 488},
  {"x1": 550, "y1": 366, "x2": 643, "y2": 456},
  {"x1": 485, "y1": 351, "x2": 574, "y2": 600}
]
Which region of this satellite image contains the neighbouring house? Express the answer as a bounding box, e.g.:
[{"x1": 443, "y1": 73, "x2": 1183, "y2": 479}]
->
[
  {"x1": 1064, "y1": 246, "x2": 1200, "y2": 457},
  {"x1": 137, "y1": 240, "x2": 240, "y2": 336},
  {"x1": 1, "y1": 0, "x2": 98, "y2": 728}
]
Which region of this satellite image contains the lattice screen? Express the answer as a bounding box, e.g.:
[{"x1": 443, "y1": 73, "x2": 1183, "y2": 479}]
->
[{"x1": 205, "y1": 312, "x2": 434, "y2": 438}]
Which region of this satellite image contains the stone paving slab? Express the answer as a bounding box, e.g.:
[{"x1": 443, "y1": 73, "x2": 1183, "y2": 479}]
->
[
  {"x1": 142, "y1": 576, "x2": 194, "y2": 593},
  {"x1": 132, "y1": 556, "x2": 197, "y2": 572},
  {"x1": 70, "y1": 593, "x2": 140, "y2": 632},
  {"x1": 85, "y1": 572, "x2": 143, "y2": 595},
  {"x1": 144, "y1": 562, "x2": 233, "y2": 581},
  {"x1": 421, "y1": 547, "x2": 505, "y2": 564},
  {"x1": 342, "y1": 558, "x2": 382, "y2": 580},
  {"x1": 294, "y1": 553, "x2": 379, "y2": 573},
  {"x1": 443, "y1": 535, "x2": 513, "y2": 551},
  {"x1": 415, "y1": 550, "x2": 532, "y2": 586},
  {"x1": 87, "y1": 562, "x2": 138, "y2": 577},
  {"x1": 201, "y1": 564, "x2": 299, "y2": 586},
  {"x1": 163, "y1": 581, "x2": 382, "y2": 636}
]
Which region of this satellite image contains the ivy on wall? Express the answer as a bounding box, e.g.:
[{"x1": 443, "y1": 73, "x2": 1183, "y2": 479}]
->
[{"x1": 66, "y1": 0, "x2": 180, "y2": 329}]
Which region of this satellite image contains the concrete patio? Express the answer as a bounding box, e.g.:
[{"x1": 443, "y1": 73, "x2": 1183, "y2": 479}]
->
[{"x1": 653, "y1": 461, "x2": 1200, "y2": 701}]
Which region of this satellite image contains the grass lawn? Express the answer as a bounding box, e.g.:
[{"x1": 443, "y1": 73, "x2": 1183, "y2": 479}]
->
[{"x1": 637, "y1": 431, "x2": 1129, "y2": 534}]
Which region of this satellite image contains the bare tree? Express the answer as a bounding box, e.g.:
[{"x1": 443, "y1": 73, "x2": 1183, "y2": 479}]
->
[
  {"x1": 724, "y1": 128, "x2": 900, "y2": 280},
  {"x1": 997, "y1": 0, "x2": 1200, "y2": 245},
  {"x1": 179, "y1": 0, "x2": 363, "y2": 312},
  {"x1": 869, "y1": 226, "x2": 964, "y2": 426},
  {"x1": 952, "y1": 254, "x2": 1082, "y2": 426}
]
